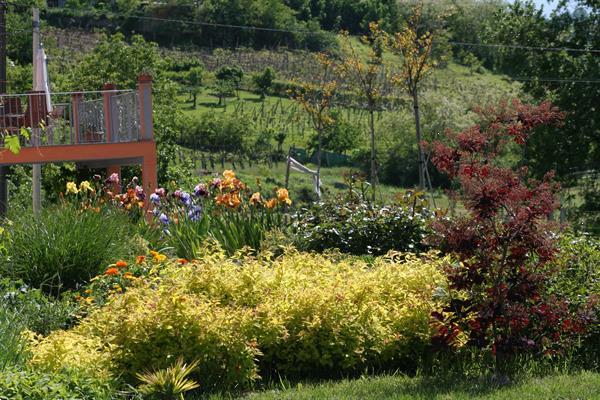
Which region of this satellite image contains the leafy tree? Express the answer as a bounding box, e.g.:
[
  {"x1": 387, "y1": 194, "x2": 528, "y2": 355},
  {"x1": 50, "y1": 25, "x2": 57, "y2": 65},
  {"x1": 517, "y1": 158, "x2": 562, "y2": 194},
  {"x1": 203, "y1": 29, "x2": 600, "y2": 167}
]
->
[
  {"x1": 252, "y1": 67, "x2": 276, "y2": 100},
  {"x1": 290, "y1": 53, "x2": 338, "y2": 197},
  {"x1": 337, "y1": 22, "x2": 390, "y2": 200},
  {"x1": 390, "y1": 5, "x2": 436, "y2": 190},
  {"x1": 68, "y1": 33, "x2": 163, "y2": 90},
  {"x1": 428, "y1": 100, "x2": 593, "y2": 374},
  {"x1": 215, "y1": 65, "x2": 244, "y2": 103},
  {"x1": 185, "y1": 66, "x2": 204, "y2": 109},
  {"x1": 460, "y1": 51, "x2": 483, "y2": 75},
  {"x1": 307, "y1": 109, "x2": 361, "y2": 155},
  {"x1": 482, "y1": 1, "x2": 600, "y2": 179}
]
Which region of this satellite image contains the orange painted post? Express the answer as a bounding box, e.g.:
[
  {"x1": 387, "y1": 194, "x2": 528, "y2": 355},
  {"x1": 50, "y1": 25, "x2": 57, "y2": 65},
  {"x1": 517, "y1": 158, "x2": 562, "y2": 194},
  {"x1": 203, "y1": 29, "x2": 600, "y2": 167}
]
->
[
  {"x1": 137, "y1": 74, "x2": 154, "y2": 141},
  {"x1": 71, "y1": 92, "x2": 83, "y2": 144},
  {"x1": 102, "y1": 83, "x2": 116, "y2": 143},
  {"x1": 106, "y1": 165, "x2": 121, "y2": 194},
  {"x1": 27, "y1": 91, "x2": 46, "y2": 145}
]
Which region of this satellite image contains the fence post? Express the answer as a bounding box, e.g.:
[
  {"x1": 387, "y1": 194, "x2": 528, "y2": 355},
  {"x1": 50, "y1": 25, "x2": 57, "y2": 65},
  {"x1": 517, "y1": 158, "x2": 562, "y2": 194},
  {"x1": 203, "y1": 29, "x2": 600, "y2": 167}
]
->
[
  {"x1": 137, "y1": 74, "x2": 154, "y2": 141},
  {"x1": 71, "y1": 92, "x2": 83, "y2": 144},
  {"x1": 102, "y1": 83, "x2": 116, "y2": 143}
]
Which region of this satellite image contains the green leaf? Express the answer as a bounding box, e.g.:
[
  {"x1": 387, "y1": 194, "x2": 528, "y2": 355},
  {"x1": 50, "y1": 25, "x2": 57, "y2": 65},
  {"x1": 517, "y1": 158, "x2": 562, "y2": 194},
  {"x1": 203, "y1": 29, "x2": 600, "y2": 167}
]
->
[{"x1": 4, "y1": 135, "x2": 20, "y2": 155}]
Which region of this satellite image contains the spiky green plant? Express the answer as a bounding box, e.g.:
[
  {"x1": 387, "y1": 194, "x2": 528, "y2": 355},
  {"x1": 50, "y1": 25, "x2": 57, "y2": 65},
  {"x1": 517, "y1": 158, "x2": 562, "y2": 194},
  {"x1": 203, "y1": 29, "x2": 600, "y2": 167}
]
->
[{"x1": 136, "y1": 357, "x2": 200, "y2": 400}]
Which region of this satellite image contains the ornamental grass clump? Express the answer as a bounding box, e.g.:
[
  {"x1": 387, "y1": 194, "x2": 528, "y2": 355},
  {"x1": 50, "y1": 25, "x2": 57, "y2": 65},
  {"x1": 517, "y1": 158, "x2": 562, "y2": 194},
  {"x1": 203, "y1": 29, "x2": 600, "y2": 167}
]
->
[
  {"x1": 27, "y1": 248, "x2": 449, "y2": 391},
  {"x1": 0, "y1": 205, "x2": 137, "y2": 296}
]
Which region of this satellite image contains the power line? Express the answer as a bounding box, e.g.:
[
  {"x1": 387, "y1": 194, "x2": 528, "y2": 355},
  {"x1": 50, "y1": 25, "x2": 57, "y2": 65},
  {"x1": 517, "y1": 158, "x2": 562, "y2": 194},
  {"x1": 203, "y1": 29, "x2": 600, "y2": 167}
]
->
[
  {"x1": 451, "y1": 41, "x2": 600, "y2": 55},
  {"x1": 42, "y1": 8, "x2": 600, "y2": 55}
]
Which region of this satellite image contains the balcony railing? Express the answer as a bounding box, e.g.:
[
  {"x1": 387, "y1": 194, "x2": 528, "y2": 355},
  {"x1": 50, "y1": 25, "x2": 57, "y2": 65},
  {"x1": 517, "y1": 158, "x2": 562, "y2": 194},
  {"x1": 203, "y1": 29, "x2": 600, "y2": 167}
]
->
[{"x1": 0, "y1": 76, "x2": 154, "y2": 149}]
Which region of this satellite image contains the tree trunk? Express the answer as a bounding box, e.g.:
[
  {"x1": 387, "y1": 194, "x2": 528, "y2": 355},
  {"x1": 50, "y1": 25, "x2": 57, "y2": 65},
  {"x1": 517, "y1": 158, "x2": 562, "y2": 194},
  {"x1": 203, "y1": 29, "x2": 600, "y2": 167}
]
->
[
  {"x1": 316, "y1": 127, "x2": 323, "y2": 200},
  {"x1": 369, "y1": 108, "x2": 376, "y2": 202},
  {"x1": 412, "y1": 89, "x2": 426, "y2": 190},
  {"x1": 193, "y1": 92, "x2": 197, "y2": 109}
]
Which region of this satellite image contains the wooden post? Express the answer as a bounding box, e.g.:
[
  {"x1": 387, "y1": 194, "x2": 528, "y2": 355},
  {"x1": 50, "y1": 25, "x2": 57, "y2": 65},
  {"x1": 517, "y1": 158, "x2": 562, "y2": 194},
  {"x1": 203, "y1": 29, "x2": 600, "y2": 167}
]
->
[
  {"x1": 137, "y1": 74, "x2": 154, "y2": 141},
  {"x1": 284, "y1": 147, "x2": 292, "y2": 190},
  {"x1": 102, "y1": 83, "x2": 116, "y2": 143},
  {"x1": 71, "y1": 92, "x2": 83, "y2": 144}
]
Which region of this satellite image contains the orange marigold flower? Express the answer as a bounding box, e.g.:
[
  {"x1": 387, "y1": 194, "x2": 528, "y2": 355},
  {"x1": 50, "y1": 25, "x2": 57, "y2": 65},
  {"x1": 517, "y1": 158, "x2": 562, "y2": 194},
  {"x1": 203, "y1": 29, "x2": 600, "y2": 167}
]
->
[
  {"x1": 223, "y1": 170, "x2": 236, "y2": 179},
  {"x1": 265, "y1": 198, "x2": 278, "y2": 209},
  {"x1": 105, "y1": 267, "x2": 119, "y2": 276},
  {"x1": 115, "y1": 260, "x2": 128, "y2": 268},
  {"x1": 123, "y1": 272, "x2": 135, "y2": 280},
  {"x1": 136, "y1": 255, "x2": 146, "y2": 264},
  {"x1": 177, "y1": 258, "x2": 188, "y2": 265},
  {"x1": 153, "y1": 252, "x2": 167, "y2": 262}
]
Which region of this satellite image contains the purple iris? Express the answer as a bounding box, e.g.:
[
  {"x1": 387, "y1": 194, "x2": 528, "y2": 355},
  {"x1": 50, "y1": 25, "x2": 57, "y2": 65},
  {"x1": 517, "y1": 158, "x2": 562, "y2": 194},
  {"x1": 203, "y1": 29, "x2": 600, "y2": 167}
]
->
[
  {"x1": 180, "y1": 192, "x2": 192, "y2": 206},
  {"x1": 159, "y1": 213, "x2": 169, "y2": 225},
  {"x1": 174, "y1": 190, "x2": 183, "y2": 198},
  {"x1": 152, "y1": 208, "x2": 160, "y2": 216},
  {"x1": 150, "y1": 193, "x2": 160, "y2": 204},
  {"x1": 188, "y1": 205, "x2": 202, "y2": 221},
  {"x1": 135, "y1": 185, "x2": 145, "y2": 200},
  {"x1": 210, "y1": 178, "x2": 222, "y2": 189},
  {"x1": 194, "y1": 183, "x2": 209, "y2": 197},
  {"x1": 106, "y1": 173, "x2": 120, "y2": 185}
]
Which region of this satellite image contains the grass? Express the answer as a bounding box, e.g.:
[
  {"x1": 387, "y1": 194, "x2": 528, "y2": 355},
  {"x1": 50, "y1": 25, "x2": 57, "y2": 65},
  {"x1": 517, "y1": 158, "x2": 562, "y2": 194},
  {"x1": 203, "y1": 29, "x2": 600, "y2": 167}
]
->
[{"x1": 201, "y1": 371, "x2": 600, "y2": 400}]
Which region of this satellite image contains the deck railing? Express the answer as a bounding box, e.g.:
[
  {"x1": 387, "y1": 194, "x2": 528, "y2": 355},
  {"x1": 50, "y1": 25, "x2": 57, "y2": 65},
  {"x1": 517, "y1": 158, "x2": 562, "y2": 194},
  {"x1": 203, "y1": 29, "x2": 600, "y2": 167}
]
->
[{"x1": 0, "y1": 76, "x2": 153, "y2": 149}]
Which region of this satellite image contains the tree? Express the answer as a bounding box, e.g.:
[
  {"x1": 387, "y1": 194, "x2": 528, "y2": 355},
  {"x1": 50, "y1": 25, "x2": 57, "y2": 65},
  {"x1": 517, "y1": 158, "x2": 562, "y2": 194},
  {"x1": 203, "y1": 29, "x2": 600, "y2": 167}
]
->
[
  {"x1": 185, "y1": 66, "x2": 204, "y2": 109},
  {"x1": 68, "y1": 33, "x2": 163, "y2": 90},
  {"x1": 337, "y1": 22, "x2": 390, "y2": 201},
  {"x1": 481, "y1": 1, "x2": 600, "y2": 179},
  {"x1": 307, "y1": 109, "x2": 361, "y2": 155},
  {"x1": 390, "y1": 5, "x2": 436, "y2": 190},
  {"x1": 252, "y1": 67, "x2": 276, "y2": 100},
  {"x1": 290, "y1": 53, "x2": 338, "y2": 197},
  {"x1": 215, "y1": 65, "x2": 244, "y2": 100},
  {"x1": 427, "y1": 100, "x2": 592, "y2": 375}
]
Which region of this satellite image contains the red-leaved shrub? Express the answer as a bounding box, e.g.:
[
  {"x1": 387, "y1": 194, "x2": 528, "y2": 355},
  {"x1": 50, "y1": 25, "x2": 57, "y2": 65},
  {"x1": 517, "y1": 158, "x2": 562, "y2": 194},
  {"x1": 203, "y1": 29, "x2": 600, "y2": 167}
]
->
[{"x1": 427, "y1": 100, "x2": 594, "y2": 372}]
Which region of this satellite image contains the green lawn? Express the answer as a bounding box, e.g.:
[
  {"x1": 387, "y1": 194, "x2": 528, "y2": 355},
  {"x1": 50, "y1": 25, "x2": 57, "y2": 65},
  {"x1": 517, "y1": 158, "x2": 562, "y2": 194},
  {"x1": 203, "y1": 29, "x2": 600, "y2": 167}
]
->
[{"x1": 203, "y1": 371, "x2": 600, "y2": 400}]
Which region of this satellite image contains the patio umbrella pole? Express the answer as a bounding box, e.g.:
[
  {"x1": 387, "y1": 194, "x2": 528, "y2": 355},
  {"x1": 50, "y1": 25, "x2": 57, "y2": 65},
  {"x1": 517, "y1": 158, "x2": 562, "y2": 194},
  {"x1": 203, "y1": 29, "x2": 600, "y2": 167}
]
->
[{"x1": 32, "y1": 7, "x2": 41, "y2": 215}]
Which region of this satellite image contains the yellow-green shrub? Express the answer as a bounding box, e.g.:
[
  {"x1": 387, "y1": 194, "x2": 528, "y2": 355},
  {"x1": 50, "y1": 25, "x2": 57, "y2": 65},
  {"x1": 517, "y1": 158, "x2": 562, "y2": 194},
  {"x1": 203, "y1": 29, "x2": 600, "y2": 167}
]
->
[
  {"x1": 28, "y1": 248, "x2": 449, "y2": 390},
  {"x1": 27, "y1": 330, "x2": 113, "y2": 381}
]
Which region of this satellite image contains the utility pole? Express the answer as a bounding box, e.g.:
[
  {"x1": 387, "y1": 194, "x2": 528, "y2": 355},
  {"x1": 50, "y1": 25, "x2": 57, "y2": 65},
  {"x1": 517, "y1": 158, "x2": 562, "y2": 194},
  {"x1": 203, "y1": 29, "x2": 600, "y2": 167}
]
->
[
  {"x1": 32, "y1": 7, "x2": 42, "y2": 215},
  {"x1": 0, "y1": 1, "x2": 8, "y2": 216}
]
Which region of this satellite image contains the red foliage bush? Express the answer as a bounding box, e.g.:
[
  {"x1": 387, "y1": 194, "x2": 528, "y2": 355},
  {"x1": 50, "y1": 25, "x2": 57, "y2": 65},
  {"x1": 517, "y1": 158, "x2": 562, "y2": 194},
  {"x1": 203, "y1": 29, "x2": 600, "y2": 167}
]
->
[{"x1": 427, "y1": 100, "x2": 594, "y2": 370}]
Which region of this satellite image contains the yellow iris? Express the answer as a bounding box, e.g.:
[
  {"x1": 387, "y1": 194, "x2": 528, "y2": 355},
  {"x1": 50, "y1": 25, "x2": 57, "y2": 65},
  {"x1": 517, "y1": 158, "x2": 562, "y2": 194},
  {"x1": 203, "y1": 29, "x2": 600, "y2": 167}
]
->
[
  {"x1": 79, "y1": 180, "x2": 93, "y2": 192},
  {"x1": 66, "y1": 182, "x2": 79, "y2": 195}
]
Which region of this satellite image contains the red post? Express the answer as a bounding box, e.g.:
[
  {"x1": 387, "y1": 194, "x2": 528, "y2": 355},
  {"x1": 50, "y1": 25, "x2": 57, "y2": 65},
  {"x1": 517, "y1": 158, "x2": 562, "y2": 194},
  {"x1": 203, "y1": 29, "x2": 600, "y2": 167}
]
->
[
  {"x1": 102, "y1": 83, "x2": 116, "y2": 143},
  {"x1": 71, "y1": 92, "x2": 83, "y2": 144},
  {"x1": 137, "y1": 74, "x2": 154, "y2": 141}
]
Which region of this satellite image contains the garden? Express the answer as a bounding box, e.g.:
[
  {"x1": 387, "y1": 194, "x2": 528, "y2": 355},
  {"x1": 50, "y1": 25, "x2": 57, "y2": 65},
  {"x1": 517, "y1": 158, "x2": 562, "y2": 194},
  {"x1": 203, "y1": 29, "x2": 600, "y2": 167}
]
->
[
  {"x1": 0, "y1": 99, "x2": 599, "y2": 399},
  {"x1": 1, "y1": 0, "x2": 600, "y2": 398}
]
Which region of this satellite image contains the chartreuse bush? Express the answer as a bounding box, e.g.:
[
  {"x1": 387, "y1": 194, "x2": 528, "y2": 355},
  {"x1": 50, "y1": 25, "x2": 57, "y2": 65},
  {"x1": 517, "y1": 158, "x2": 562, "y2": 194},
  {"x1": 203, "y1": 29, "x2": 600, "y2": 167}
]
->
[{"x1": 27, "y1": 248, "x2": 449, "y2": 392}]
